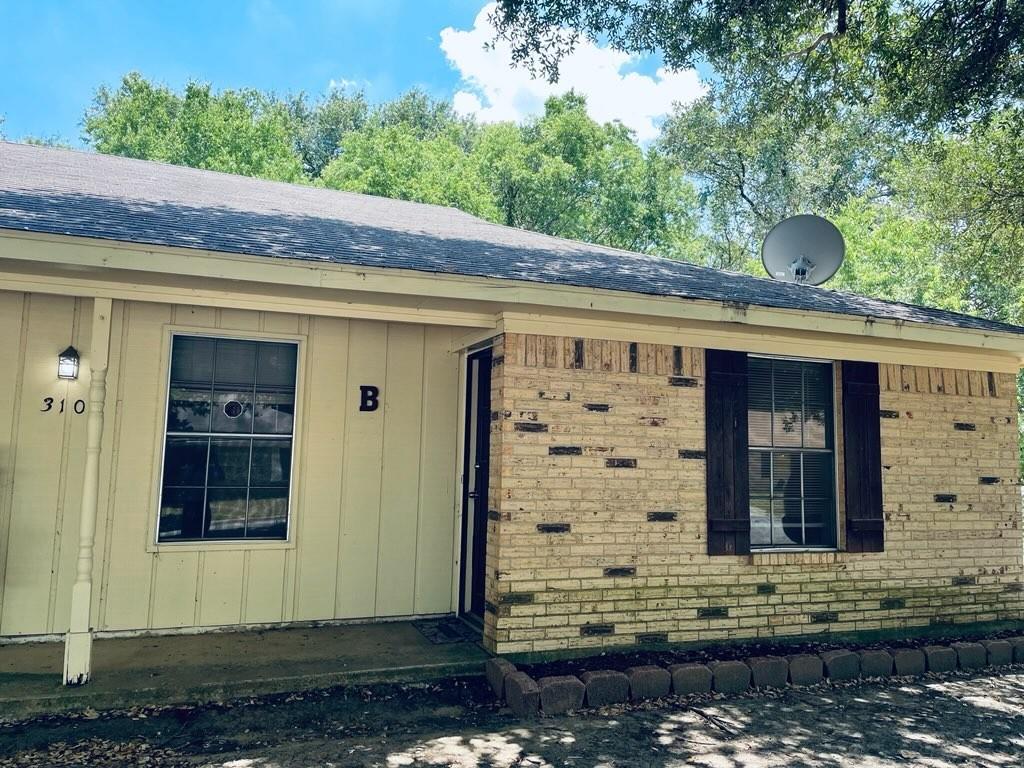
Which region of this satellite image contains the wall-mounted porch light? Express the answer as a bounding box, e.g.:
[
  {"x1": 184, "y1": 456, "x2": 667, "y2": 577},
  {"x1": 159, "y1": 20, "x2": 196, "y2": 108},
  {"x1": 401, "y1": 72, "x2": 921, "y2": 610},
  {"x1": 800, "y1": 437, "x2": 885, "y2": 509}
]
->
[{"x1": 58, "y1": 346, "x2": 80, "y2": 380}]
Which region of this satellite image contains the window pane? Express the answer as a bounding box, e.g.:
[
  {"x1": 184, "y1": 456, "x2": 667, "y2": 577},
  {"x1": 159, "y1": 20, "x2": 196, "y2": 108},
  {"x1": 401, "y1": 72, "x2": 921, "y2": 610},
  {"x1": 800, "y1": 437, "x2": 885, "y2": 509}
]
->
[
  {"x1": 161, "y1": 336, "x2": 295, "y2": 542},
  {"x1": 208, "y1": 438, "x2": 251, "y2": 486},
  {"x1": 214, "y1": 339, "x2": 257, "y2": 387},
  {"x1": 205, "y1": 488, "x2": 248, "y2": 538},
  {"x1": 748, "y1": 357, "x2": 772, "y2": 446},
  {"x1": 803, "y1": 362, "x2": 833, "y2": 448},
  {"x1": 773, "y1": 497, "x2": 804, "y2": 546},
  {"x1": 749, "y1": 451, "x2": 771, "y2": 496},
  {"x1": 162, "y1": 437, "x2": 208, "y2": 486},
  {"x1": 159, "y1": 487, "x2": 205, "y2": 541},
  {"x1": 772, "y1": 360, "x2": 803, "y2": 447},
  {"x1": 251, "y1": 439, "x2": 292, "y2": 486},
  {"x1": 750, "y1": 499, "x2": 771, "y2": 547},
  {"x1": 247, "y1": 487, "x2": 289, "y2": 538},
  {"x1": 170, "y1": 336, "x2": 214, "y2": 385},
  {"x1": 802, "y1": 498, "x2": 833, "y2": 547},
  {"x1": 257, "y1": 343, "x2": 298, "y2": 388},
  {"x1": 254, "y1": 390, "x2": 295, "y2": 435},
  {"x1": 772, "y1": 452, "x2": 801, "y2": 497},
  {"x1": 211, "y1": 389, "x2": 254, "y2": 434},
  {"x1": 803, "y1": 453, "x2": 834, "y2": 499},
  {"x1": 167, "y1": 386, "x2": 212, "y2": 432}
]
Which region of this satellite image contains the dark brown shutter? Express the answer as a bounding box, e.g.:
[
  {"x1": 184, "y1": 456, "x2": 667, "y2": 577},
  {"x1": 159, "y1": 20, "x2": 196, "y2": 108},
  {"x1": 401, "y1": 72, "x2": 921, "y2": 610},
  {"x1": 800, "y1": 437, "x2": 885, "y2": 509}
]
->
[
  {"x1": 705, "y1": 349, "x2": 750, "y2": 555},
  {"x1": 842, "y1": 361, "x2": 884, "y2": 552}
]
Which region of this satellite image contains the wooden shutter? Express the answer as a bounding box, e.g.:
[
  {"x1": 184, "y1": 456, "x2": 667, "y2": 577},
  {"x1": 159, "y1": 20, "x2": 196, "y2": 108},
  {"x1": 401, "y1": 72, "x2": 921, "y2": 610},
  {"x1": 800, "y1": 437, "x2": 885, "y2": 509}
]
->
[
  {"x1": 841, "y1": 361, "x2": 884, "y2": 552},
  {"x1": 705, "y1": 349, "x2": 750, "y2": 555}
]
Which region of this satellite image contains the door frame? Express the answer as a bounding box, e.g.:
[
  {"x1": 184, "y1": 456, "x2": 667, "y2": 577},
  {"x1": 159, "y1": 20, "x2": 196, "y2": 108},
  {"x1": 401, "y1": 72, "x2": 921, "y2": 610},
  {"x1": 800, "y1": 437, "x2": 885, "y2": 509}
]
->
[{"x1": 457, "y1": 346, "x2": 492, "y2": 620}]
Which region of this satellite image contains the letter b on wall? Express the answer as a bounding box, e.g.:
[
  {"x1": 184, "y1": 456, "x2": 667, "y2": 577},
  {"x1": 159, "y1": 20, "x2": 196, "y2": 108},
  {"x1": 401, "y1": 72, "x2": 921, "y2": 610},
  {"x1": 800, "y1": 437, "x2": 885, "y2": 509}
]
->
[{"x1": 359, "y1": 385, "x2": 380, "y2": 412}]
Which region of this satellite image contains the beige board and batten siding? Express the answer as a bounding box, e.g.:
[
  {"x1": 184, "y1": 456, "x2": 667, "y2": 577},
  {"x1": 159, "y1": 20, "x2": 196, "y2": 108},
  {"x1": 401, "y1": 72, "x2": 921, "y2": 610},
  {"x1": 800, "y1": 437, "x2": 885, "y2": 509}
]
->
[{"x1": 0, "y1": 291, "x2": 467, "y2": 636}]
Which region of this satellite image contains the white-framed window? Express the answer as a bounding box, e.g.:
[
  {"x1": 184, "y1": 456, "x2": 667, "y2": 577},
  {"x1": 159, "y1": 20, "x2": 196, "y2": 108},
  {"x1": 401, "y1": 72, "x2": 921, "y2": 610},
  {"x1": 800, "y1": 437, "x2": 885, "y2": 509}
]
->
[
  {"x1": 748, "y1": 356, "x2": 837, "y2": 549},
  {"x1": 157, "y1": 334, "x2": 298, "y2": 542}
]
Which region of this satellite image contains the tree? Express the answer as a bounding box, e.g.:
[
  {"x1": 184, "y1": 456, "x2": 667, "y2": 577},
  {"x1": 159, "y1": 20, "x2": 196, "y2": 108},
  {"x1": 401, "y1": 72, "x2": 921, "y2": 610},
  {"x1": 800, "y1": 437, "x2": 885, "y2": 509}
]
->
[
  {"x1": 318, "y1": 91, "x2": 701, "y2": 258},
  {"x1": 474, "y1": 93, "x2": 703, "y2": 255},
  {"x1": 319, "y1": 123, "x2": 499, "y2": 219},
  {"x1": 491, "y1": 1, "x2": 1024, "y2": 129},
  {"x1": 286, "y1": 88, "x2": 369, "y2": 178},
  {"x1": 891, "y1": 108, "x2": 1024, "y2": 324},
  {"x1": 368, "y1": 88, "x2": 477, "y2": 148},
  {"x1": 658, "y1": 79, "x2": 898, "y2": 269},
  {"x1": 829, "y1": 196, "x2": 963, "y2": 312},
  {"x1": 84, "y1": 73, "x2": 305, "y2": 182}
]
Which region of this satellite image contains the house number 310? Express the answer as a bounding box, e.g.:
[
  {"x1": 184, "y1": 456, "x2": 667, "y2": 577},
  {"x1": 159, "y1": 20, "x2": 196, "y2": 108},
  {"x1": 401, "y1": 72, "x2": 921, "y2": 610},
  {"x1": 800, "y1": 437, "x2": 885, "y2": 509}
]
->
[{"x1": 41, "y1": 397, "x2": 86, "y2": 414}]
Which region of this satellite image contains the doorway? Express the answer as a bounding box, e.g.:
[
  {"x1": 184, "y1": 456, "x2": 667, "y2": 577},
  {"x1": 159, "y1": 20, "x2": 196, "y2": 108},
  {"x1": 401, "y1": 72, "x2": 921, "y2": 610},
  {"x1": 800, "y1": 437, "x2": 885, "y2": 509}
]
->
[{"x1": 459, "y1": 347, "x2": 492, "y2": 623}]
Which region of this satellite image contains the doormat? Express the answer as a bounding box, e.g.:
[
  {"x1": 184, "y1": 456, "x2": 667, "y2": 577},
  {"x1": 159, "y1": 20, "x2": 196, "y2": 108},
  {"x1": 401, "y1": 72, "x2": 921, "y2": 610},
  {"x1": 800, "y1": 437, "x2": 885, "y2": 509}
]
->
[{"x1": 412, "y1": 618, "x2": 478, "y2": 644}]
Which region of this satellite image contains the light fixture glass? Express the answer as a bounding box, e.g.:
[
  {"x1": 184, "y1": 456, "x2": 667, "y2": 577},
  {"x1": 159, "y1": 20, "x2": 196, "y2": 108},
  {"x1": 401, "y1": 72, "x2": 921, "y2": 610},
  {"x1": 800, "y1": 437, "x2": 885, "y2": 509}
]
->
[{"x1": 58, "y1": 346, "x2": 80, "y2": 380}]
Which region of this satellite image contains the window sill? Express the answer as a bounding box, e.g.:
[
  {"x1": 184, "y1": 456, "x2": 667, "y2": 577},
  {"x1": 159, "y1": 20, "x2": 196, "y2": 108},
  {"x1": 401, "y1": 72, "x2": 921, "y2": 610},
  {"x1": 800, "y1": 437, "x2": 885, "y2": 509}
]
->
[
  {"x1": 146, "y1": 539, "x2": 296, "y2": 554},
  {"x1": 749, "y1": 549, "x2": 841, "y2": 566}
]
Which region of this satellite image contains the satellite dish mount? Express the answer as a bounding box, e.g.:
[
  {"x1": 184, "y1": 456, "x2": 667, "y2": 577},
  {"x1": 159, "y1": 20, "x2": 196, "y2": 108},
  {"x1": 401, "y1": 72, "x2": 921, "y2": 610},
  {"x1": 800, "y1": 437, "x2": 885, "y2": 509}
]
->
[{"x1": 761, "y1": 215, "x2": 845, "y2": 286}]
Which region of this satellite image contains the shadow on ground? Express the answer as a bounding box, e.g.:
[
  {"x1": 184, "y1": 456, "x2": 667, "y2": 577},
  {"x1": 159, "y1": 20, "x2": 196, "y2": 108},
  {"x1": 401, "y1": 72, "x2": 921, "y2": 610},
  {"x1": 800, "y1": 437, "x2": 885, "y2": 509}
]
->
[{"x1": 2, "y1": 671, "x2": 1023, "y2": 767}]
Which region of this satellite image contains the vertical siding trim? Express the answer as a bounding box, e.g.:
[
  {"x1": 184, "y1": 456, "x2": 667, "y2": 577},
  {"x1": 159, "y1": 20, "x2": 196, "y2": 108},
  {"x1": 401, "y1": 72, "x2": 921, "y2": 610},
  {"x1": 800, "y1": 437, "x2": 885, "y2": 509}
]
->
[
  {"x1": 0, "y1": 293, "x2": 29, "y2": 628},
  {"x1": 46, "y1": 297, "x2": 83, "y2": 632},
  {"x1": 96, "y1": 301, "x2": 128, "y2": 629},
  {"x1": 411, "y1": 326, "x2": 428, "y2": 610}
]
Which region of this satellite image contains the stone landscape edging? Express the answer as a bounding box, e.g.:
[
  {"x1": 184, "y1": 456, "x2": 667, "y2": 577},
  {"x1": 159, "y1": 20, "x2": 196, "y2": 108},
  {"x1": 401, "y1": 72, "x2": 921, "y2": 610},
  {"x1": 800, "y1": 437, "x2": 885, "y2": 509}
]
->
[{"x1": 485, "y1": 636, "x2": 1024, "y2": 718}]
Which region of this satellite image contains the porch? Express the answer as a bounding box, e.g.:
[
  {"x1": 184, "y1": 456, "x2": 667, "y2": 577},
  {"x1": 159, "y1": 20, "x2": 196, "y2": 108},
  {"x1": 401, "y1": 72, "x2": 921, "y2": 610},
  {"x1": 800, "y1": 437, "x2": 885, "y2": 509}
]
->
[{"x1": 0, "y1": 619, "x2": 488, "y2": 719}]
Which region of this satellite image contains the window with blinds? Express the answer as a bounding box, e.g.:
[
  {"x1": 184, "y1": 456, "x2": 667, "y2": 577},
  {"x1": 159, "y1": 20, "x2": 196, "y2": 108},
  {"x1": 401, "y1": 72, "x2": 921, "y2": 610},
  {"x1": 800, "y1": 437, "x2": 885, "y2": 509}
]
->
[
  {"x1": 158, "y1": 335, "x2": 297, "y2": 542},
  {"x1": 748, "y1": 356, "x2": 836, "y2": 549}
]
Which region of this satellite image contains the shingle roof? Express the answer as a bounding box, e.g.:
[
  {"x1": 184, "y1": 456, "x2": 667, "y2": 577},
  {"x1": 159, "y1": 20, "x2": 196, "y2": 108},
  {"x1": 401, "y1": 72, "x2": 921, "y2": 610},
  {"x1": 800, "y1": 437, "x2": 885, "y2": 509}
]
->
[{"x1": 1, "y1": 141, "x2": 1021, "y2": 336}]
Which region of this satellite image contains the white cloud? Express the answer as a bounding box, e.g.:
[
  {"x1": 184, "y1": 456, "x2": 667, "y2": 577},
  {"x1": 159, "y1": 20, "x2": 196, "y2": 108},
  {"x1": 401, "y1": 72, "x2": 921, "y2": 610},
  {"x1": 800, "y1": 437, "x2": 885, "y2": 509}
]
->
[
  {"x1": 440, "y1": 3, "x2": 706, "y2": 142},
  {"x1": 327, "y1": 77, "x2": 366, "y2": 92}
]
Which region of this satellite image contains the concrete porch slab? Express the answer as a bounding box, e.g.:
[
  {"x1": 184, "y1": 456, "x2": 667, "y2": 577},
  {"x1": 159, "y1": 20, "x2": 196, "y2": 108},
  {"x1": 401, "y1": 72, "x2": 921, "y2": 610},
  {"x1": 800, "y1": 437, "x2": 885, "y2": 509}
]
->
[{"x1": 0, "y1": 620, "x2": 488, "y2": 719}]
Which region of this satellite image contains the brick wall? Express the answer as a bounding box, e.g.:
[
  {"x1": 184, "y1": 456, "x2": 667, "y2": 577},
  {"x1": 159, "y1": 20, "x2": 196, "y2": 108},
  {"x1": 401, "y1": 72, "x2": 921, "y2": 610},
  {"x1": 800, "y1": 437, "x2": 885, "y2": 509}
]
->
[{"x1": 483, "y1": 332, "x2": 1023, "y2": 655}]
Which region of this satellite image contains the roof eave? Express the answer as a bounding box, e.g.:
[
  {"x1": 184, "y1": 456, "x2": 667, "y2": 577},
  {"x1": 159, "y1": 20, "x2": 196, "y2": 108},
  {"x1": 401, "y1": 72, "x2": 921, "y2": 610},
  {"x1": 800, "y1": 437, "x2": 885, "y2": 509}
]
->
[{"x1": 2, "y1": 227, "x2": 1023, "y2": 362}]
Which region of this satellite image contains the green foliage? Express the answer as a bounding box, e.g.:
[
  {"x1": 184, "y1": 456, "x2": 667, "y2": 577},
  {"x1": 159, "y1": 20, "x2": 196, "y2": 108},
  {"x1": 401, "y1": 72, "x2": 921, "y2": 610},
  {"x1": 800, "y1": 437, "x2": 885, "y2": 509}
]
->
[
  {"x1": 470, "y1": 93, "x2": 702, "y2": 255},
  {"x1": 492, "y1": 0, "x2": 1024, "y2": 129},
  {"x1": 286, "y1": 88, "x2": 368, "y2": 178},
  {"x1": 319, "y1": 124, "x2": 499, "y2": 219},
  {"x1": 84, "y1": 72, "x2": 305, "y2": 182},
  {"x1": 659, "y1": 81, "x2": 898, "y2": 270},
  {"x1": 891, "y1": 109, "x2": 1024, "y2": 325},
  {"x1": 830, "y1": 197, "x2": 961, "y2": 312}
]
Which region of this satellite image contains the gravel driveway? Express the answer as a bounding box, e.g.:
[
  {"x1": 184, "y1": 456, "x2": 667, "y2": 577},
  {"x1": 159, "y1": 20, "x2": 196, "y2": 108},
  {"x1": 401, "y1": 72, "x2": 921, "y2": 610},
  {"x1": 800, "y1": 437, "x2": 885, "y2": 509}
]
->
[{"x1": 3, "y1": 669, "x2": 1023, "y2": 767}]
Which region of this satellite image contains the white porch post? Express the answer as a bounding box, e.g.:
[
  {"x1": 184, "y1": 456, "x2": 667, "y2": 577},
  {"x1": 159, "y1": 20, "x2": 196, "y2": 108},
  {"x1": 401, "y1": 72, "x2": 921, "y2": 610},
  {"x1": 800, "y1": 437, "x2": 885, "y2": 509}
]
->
[{"x1": 63, "y1": 298, "x2": 112, "y2": 685}]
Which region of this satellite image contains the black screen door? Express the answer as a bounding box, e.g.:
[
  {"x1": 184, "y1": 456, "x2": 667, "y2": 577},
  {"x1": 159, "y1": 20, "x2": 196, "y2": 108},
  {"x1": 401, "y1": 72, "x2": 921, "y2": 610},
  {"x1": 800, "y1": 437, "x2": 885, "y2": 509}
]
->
[{"x1": 460, "y1": 348, "x2": 491, "y2": 620}]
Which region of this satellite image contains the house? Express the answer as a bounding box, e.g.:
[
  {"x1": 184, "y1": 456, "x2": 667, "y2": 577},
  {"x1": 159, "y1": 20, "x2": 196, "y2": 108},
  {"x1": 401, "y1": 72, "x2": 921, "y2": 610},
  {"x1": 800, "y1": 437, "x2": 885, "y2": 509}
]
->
[{"x1": 1, "y1": 141, "x2": 1022, "y2": 686}]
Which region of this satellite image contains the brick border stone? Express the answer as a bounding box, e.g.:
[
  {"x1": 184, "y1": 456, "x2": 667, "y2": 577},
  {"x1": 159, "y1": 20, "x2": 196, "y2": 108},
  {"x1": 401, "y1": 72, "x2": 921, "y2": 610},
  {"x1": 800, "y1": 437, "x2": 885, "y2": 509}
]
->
[
  {"x1": 1008, "y1": 636, "x2": 1024, "y2": 663},
  {"x1": 788, "y1": 654, "x2": 824, "y2": 686},
  {"x1": 859, "y1": 649, "x2": 894, "y2": 678},
  {"x1": 485, "y1": 633, "x2": 1024, "y2": 720},
  {"x1": 538, "y1": 675, "x2": 585, "y2": 715},
  {"x1": 580, "y1": 669, "x2": 629, "y2": 707},
  {"x1": 505, "y1": 671, "x2": 540, "y2": 717},
  {"x1": 710, "y1": 660, "x2": 751, "y2": 694},
  {"x1": 820, "y1": 650, "x2": 859, "y2": 681},
  {"x1": 747, "y1": 656, "x2": 788, "y2": 689},
  {"x1": 923, "y1": 645, "x2": 957, "y2": 673},
  {"x1": 952, "y1": 642, "x2": 987, "y2": 670},
  {"x1": 982, "y1": 639, "x2": 1012, "y2": 666},
  {"x1": 669, "y1": 662, "x2": 712, "y2": 695},
  {"x1": 486, "y1": 657, "x2": 517, "y2": 700},
  {"x1": 626, "y1": 665, "x2": 671, "y2": 701},
  {"x1": 891, "y1": 648, "x2": 926, "y2": 676}
]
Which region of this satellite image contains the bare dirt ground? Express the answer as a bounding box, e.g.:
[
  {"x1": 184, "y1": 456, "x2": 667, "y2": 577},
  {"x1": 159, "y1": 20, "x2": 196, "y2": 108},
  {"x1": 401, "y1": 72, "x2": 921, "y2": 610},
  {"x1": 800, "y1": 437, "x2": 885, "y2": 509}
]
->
[{"x1": 2, "y1": 669, "x2": 1023, "y2": 767}]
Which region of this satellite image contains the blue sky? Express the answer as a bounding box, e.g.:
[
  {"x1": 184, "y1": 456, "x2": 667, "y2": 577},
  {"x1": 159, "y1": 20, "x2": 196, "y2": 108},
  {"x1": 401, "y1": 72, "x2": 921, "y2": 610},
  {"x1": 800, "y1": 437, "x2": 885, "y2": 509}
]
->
[{"x1": 0, "y1": 1, "x2": 705, "y2": 145}]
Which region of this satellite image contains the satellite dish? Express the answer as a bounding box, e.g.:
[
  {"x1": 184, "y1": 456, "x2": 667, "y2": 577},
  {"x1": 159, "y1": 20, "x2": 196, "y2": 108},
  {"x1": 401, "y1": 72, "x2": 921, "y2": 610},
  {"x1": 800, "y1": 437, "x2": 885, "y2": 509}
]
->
[{"x1": 761, "y1": 214, "x2": 845, "y2": 286}]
